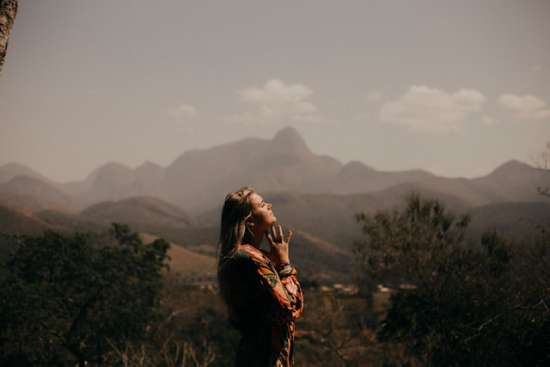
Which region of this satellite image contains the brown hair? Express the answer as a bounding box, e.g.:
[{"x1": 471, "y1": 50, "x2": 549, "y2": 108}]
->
[
  {"x1": 218, "y1": 186, "x2": 257, "y2": 263},
  {"x1": 217, "y1": 186, "x2": 258, "y2": 304}
]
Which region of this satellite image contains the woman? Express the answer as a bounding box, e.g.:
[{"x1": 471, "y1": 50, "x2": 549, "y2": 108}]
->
[{"x1": 218, "y1": 186, "x2": 304, "y2": 367}]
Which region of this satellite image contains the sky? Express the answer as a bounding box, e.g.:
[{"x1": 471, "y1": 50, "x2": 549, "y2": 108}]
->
[{"x1": 1, "y1": 0, "x2": 549, "y2": 182}]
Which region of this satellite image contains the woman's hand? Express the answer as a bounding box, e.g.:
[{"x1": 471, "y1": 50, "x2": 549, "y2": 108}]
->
[{"x1": 266, "y1": 224, "x2": 293, "y2": 266}]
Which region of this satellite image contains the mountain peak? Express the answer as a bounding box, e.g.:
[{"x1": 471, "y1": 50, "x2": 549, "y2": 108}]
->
[
  {"x1": 97, "y1": 161, "x2": 133, "y2": 172},
  {"x1": 1, "y1": 162, "x2": 31, "y2": 171},
  {"x1": 136, "y1": 161, "x2": 163, "y2": 171},
  {"x1": 478, "y1": 159, "x2": 539, "y2": 184},
  {"x1": 0, "y1": 162, "x2": 48, "y2": 184},
  {"x1": 5, "y1": 174, "x2": 47, "y2": 187},
  {"x1": 491, "y1": 160, "x2": 534, "y2": 175},
  {"x1": 86, "y1": 162, "x2": 133, "y2": 180},
  {"x1": 271, "y1": 126, "x2": 311, "y2": 156}
]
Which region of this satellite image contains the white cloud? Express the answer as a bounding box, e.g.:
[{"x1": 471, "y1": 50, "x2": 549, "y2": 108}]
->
[
  {"x1": 168, "y1": 104, "x2": 198, "y2": 119},
  {"x1": 379, "y1": 85, "x2": 486, "y2": 133},
  {"x1": 498, "y1": 94, "x2": 550, "y2": 120},
  {"x1": 229, "y1": 79, "x2": 321, "y2": 125}
]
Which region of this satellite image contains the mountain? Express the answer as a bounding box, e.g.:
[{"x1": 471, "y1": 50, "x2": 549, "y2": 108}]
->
[
  {"x1": 467, "y1": 201, "x2": 550, "y2": 241},
  {"x1": 316, "y1": 160, "x2": 435, "y2": 194},
  {"x1": 134, "y1": 161, "x2": 165, "y2": 191},
  {"x1": 196, "y1": 186, "x2": 473, "y2": 253},
  {"x1": 141, "y1": 227, "x2": 351, "y2": 283},
  {"x1": 3, "y1": 127, "x2": 550, "y2": 215},
  {"x1": 34, "y1": 210, "x2": 105, "y2": 232},
  {"x1": 271, "y1": 126, "x2": 312, "y2": 157},
  {"x1": 151, "y1": 127, "x2": 550, "y2": 211},
  {"x1": 159, "y1": 126, "x2": 342, "y2": 211},
  {"x1": 59, "y1": 161, "x2": 166, "y2": 207},
  {"x1": 472, "y1": 160, "x2": 550, "y2": 203},
  {"x1": 80, "y1": 162, "x2": 136, "y2": 204},
  {"x1": 0, "y1": 162, "x2": 51, "y2": 183},
  {"x1": 364, "y1": 160, "x2": 550, "y2": 208},
  {"x1": 0, "y1": 192, "x2": 48, "y2": 212},
  {"x1": 0, "y1": 204, "x2": 54, "y2": 263},
  {"x1": 288, "y1": 229, "x2": 352, "y2": 282},
  {"x1": 80, "y1": 196, "x2": 193, "y2": 228},
  {"x1": 390, "y1": 176, "x2": 496, "y2": 207},
  {"x1": 0, "y1": 204, "x2": 53, "y2": 235},
  {"x1": 136, "y1": 224, "x2": 354, "y2": 282},
  {"x1": 0, "y1": 175, "x2": 75, "y2": 212},
  {"x1": 139, "y1": 233, "x2": 216, "y2": 278}
]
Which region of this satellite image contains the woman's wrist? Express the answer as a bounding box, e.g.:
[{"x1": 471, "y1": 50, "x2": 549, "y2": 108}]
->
[
  {"x1": 275, "y1": 261, "x2": 291, "y2": 269},
  {"x1": 275, "y1": 262, "x2": 294, "y2": 277},
  {"x1": 274, "y1": 257, "x2": 290, "y2": 268},
  {"x1": 277, "y1": 264, "x2": 295, "y2": 279}
]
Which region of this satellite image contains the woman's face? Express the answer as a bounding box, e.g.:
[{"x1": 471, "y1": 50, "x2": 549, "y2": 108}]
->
[{"x1": 248, "y1": 192, "x2": 276, "y2": 231}]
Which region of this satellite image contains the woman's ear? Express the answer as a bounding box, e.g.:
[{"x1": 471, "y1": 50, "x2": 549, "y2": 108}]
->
[
  {"x1": 245, "y1": 218, "x2": 255, "y2": 229},
  {"x1": 245, "y1": 213, "x2": 257, "y2": 230}
]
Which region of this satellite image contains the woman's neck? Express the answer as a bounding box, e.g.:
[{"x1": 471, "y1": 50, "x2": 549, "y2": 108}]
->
[{"x1": 250, "y1": 227, "x2": 264, "y2": 249}]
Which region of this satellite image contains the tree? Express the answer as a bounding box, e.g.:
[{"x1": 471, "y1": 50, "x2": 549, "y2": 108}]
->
[
  {"x1": 0, "y1": 0, "x2": 18, "y2": 72},
  {"x1": 354, "y1": 194, "x2": 550, "y2": 367},
  {"x1": 0, "y1": 223, "x2": 170, "y2": 366},
  {"x1": 534, "y1": 141, "x2": 550, "y2": 198}
]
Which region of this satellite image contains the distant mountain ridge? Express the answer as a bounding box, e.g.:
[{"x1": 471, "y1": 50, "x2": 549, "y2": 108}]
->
[
  {"x1": 0, "y1": 175, "x2": 75, "y2": 212},
  {"x1": 81, "y1": 196, "x2": 193, "y2": 228},
  {"x1": 1, "y1": 126, "x2": 548, "y2": 214},
  {"x1": 0, "y1": 162, "x2": 52, "y2": 184}
]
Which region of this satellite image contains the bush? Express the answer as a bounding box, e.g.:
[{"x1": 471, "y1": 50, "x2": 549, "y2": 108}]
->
[
  {"x1": 0, "y1": 223, "x2": 169, "y2": 367},
  {"x1": 354, "y1": 194, "x2": 550, "y2": 367}
]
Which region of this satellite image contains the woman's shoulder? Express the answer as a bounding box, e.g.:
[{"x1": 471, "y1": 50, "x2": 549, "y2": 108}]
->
[{"x1": 235, "y1": 244, "x2": 270, "y2": 264}]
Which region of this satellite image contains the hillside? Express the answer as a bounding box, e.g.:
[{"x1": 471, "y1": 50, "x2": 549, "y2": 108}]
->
[
  {"x1": 34, "y1": 210, "x2": 105, "y2": 233},
  {"x1": 0, "y1": 204, "x2": 53, "y2": 234},
  {"x1": 467, "y1": 201, "x2": 550, "y2": 241},
  {"x1": 0, "y1": 205, "x2": 53, "y2": 267},
  {"x1": 139, "y1": 233, "x2": 216, "y2": 278},
  {"x1": 0, "y1": 175, "x2": 75, "y2": 212},
  {"x1": 472, "y1": 160, "x2": 550, "y2": 203},
  {"x1": 0, "y1": 162, "x2": 51, "y2": 184},
  {"x1": 80, "y1": 196, "x2": 193, "y2": 228},
  {"x1": 196, "y1": 187, "x2": 472, "y2": 251}
]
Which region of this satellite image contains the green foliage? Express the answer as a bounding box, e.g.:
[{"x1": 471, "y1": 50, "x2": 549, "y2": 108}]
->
[
  {"x1": 0, "y1": 223, "x2": 170, "y2": 366},
  {"x1": 354, "y1": 194, "x2": 470, "y2": 290},
  {"x1": 354, "y1": 194, "x2": 550, "y2": 367}
]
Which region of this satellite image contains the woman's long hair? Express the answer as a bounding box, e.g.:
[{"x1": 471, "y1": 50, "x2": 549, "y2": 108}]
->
[{"x1": 217, "y1": 186, "x2": 257, "y2": 287}]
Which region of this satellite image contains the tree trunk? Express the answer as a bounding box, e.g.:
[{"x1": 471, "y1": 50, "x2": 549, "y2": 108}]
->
[{"x1": 0, "y1": 0, "x2": 18, "y2": 73}]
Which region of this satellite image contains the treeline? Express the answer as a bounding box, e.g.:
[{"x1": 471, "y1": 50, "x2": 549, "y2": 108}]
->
[
  {"x1": 0, "y1": 195, "x2": 549, "y2": 366},
  {"x1": 0, "y1": 223, "x2": 240, "y2": 367},
  {"x1": 353, "y1": 194, "x2": 550, "y2": 366},
  {"x1": 0, "y1": 224, "x2": 172, "y2": 366}
]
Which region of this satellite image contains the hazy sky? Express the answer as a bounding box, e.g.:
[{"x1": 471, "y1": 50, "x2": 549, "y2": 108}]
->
[{"x1": 1, "y1": 0, "x2": 549, "y2": 182}]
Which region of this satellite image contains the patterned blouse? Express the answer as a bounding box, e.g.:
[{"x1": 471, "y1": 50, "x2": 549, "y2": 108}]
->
[{"x1": 219, "y1": 244, "x2": 304, "y2": 367}]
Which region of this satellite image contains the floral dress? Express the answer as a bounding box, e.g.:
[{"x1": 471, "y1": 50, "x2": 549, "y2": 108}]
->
[{"x1": 219, "y1": 244, "x2": 304, "y2": 367}]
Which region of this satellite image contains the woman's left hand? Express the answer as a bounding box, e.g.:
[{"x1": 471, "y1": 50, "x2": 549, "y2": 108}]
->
[{"x1": 266, "y1": 224, "x2": 293, "y2": 266}]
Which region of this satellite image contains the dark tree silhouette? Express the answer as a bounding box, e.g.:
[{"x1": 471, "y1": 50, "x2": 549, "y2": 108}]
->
[
  {"x1": 535, "y1": 141, "x2": 550, "y2": 198},
  {"x1": 354, "y1": 194, "x2": 550, "y2": 367},
  {"x1": 0, "y1": 0, "x2": 18, "y2": 72},
  {"x1": 0, "y1": 223, "x2": 170, "y2": 366}
]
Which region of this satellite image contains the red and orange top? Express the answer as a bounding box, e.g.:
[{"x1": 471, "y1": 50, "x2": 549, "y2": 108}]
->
[{"x1": 219, "y1": 243, "x2": 304, "y2": 367}]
